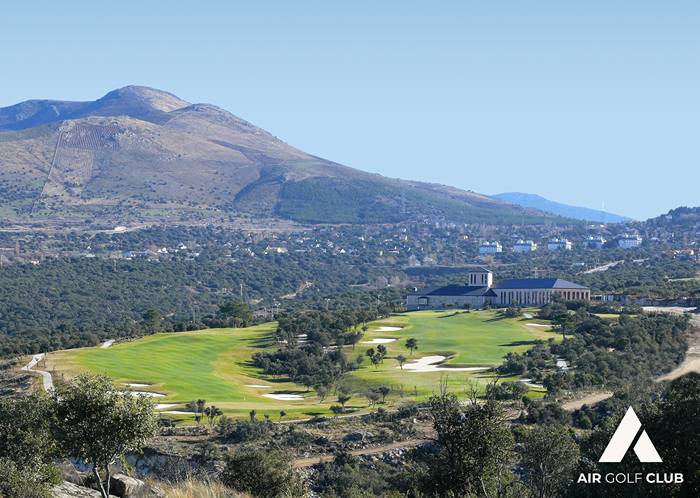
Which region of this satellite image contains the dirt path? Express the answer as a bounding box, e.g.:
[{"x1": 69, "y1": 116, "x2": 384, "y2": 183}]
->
[
  {"x1": 292, "y1": 439, "x2": 429, "y2": 468},
  {"x1": 656, "y1": 314, "x2": 700, "y2": 382},
  {"x1": 561, "y1": 391, "x2": 614, "y2": 411}
]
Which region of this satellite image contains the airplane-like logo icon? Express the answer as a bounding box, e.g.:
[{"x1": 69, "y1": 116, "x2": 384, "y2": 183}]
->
[{"x1": 599, "y1": 407, "x2": 662, "y2": 463}]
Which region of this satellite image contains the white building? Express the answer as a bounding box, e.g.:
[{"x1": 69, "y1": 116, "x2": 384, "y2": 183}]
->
[
  {"x1": 547, "y1": 238, "x2": 572, "y2": 251},
  {"x1": 513, "y1": 240, "x2": 537, "y2": 253},
  {"x1": 586, "y1": 236, "x2": 606, "y2": 249},
  {"x1": 406, "y1": 268, "x2": 590, "y2": 310},
  {"x1": 618, "y1": 234, "x2": 643, "y2": 249},
  {"x1": 479, "y1": 241, "x2": 503, "y2": 255}
]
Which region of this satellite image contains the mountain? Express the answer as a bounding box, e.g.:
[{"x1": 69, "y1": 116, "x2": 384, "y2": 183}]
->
[
  {"x1": 0, "y1": 86, "x2": 553, "y2": 226},
  {"x1": 492, "y1": 192, "x2": 632, "y2": 224}
]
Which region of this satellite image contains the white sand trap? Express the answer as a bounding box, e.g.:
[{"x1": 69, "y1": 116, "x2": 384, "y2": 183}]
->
[
  {"x1": 376, "y1": 326, "x2": 402, "y2": 332},
  {"x1": 125, "y1": 383, "x2": 150, "y2": 388},
  {"x1": 526, "y1": 323, "x2": 552, "y2": 328},
  {"x1": 101, "y1": 339, "x2": 115, "y2": 348},
  {"x1": 263, "y1": 393, "x2": 305, "y2": 401},
  {"x1": 155, "y1": 403, "x2": 178, "y2": 410},
  {"x1": 246, "y1": 384, "x2": 271, "y2": 388},
  {"x1": 400, "y1": 355, "x2": 488, "y2": 373},
  {"x1": 522, "y1": 313, "x2": 534, "y2": 319},
  {"x1": 161, "y1": 411, "x2": 192, "y2": 415},
  {"x1": 124, "y1": 391, "x2": 165, "y2": 398},
  {"x1": 362, "y1": 338, "x2": 397, "y2": 344}
]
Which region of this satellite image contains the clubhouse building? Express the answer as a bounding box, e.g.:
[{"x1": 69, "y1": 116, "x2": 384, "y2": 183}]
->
[{"x1": 406, "y1": 267, "x2": 590, "y2": 310}]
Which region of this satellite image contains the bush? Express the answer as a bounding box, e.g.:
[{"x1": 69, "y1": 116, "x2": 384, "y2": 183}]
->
[
  {"x1": 216, "y1": 417, "x2": 273, "y2": 443},
  {"x1": 220, "y1": 448, "x2": 306, "y2": 498}
]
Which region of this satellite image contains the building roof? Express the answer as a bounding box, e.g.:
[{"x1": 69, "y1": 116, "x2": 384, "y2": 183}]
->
[
  {"x1": 494, "y1": 278, "x2": 588, "y2": 290},
  {"x1": 468, "y1": 266, "x2": 492, "y2": 273},
  {"x1": 410, "y1": 285, "x2": 496, "y2": 297}
]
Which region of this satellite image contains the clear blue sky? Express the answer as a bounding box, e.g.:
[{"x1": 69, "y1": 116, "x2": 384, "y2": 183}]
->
[{"x1": 2, "y1": 1, "x2": 698, "y2": 220}]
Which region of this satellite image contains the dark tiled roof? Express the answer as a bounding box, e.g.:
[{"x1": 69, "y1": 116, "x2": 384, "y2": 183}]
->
[
  {"x1": 494, "y1": 278, "x2": 588, "y2": 290},
  {"x1": 411, "y1": 285, "x2": 492, "y2": 297}
]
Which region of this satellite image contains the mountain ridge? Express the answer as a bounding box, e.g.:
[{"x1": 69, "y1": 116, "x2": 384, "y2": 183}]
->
[
  {"x1": 492, "y1": 192, "x2": 632, "y2": 223},
  {"x1": 0, "y1": 86, "x2": 557, "y2": 226}
]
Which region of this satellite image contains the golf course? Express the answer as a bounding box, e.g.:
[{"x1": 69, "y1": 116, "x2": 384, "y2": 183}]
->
[{"x1": 44, "y1": 310, "x2": 558, "y2": 420}]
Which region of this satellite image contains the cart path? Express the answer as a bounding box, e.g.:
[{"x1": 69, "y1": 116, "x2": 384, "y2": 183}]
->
[{"x1": 21, "y1": 353, "x2": 54, "y2": 392}]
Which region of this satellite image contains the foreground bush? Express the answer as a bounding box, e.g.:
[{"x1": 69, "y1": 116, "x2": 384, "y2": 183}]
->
[{"x1": 220, "y1": 448, "x2": 306, "y2": 498}]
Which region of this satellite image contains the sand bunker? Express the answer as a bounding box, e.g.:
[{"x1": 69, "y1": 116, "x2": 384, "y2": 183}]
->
[
  {"x1": 125, "y1": 383, "x2": 150, "y2": 388},
  {"x1": 263, "y1": 393, "x2": 304, "y2": 401},
  {"x1": 400, "y1": 355, "x2": 488, "y2": 373},
  {"x1": 246, "y1": 384, "x2": 271, "y2": 388},
  {"x1": 124, "y1": 391, "x2": 165, "y2": 398},
  {"x1": 161, "y1": 411, "x2": 192, "y2": 415},
  {"x1": 376, "y1": 326, "x2": 402, "y2": 332},
  {"x1": 362, "y1": 338, "x2": 397, "y2": 344},
  {"x1": 155, "y1": 403, "x2": 178, "y2": 410},
  {"x1": 101, "y1": 339, "x2": 115, "y2": 348},
  {"x1": 526, "y1": 323, "x2": 552, "y2": 328}
]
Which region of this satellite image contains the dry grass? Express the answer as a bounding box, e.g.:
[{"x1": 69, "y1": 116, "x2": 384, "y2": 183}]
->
[{"x1": 160, "y1": 478, "x2": 247, "y2": 498}]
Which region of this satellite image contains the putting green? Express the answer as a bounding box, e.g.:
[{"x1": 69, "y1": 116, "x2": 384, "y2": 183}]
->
[{"x1": 46, "y1": 310, "x2": 557, "y2": 420}]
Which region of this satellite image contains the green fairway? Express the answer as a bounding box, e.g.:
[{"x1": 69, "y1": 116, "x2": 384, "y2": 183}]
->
[
  {"x1": 345, "y1": 310, "x2": 556, "y2": 400},
  {"x1": 47, "y1": 310, "x2": 557, "y2": 420}
]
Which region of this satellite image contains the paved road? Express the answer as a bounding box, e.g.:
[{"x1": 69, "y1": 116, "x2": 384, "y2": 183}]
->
[{"x1": 21, "y1": 353, "x2": 54, "y2": 392}]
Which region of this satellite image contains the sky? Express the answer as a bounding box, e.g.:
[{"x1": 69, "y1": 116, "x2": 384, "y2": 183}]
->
[{"x1": 1, "y1": 1, "x2": 698, "y2": 220}]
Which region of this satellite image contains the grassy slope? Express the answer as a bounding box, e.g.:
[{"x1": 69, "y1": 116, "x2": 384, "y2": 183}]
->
[{"x1": 46, "y1": 311, "x2": 557, "y2": 420}]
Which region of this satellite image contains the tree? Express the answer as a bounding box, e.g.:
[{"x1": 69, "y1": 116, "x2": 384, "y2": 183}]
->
[
  {"x1": 196, "y1": 398, "x2": 206, "y2": 423},
  {"x1": 420, "y1": 392, "x2": 515, "y2": 497},
  {"x1": 376, "y1": 344, "x2": 387, "y2": 361},
  {"x1": 54, "y1": 375, "x2": 157, "y2": 498},
  {"x1": 316, "y1": 384, "x2": 329, "y2": 403},
  {"x1": 279, "y1": 410, "x2": 287, "y2": 420},
  {"x1": 520, "y1": 424, "x2": 580, "y2": 498},
  {"x1": 141, "y1": 308, "x2": 162, "y2": 332},
  {"x1": 203, "y1": 405, "x2": 223, "y2": 427},
  {"x1": 220, "y1": 448, "x2": 306, "y2": 498},
  {"x1": 405, "y1": 337, "x2": 418, "y2": 356},
  {"x1": 396, "y1": 354, "x2": 407, "y2": 369},
  {"x1": 218, "y1": 299, "x2": 252, "y2": 327},
  {"x1": 377, "y1": 385, "x2": 391, "y2": 403},
  {"x1": 365, "y1": 390, "x2": 381, "y2": 407},
  {"x1": 337, "y1": 386, "x2": 352, "y2": 410},
  {"x1": 0, "y1": 395, "x2": 60, "y2": 498}
]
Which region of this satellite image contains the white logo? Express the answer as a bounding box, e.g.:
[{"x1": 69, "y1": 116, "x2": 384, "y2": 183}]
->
[{"x1": 599, "y1": 407, "x2": 662, "y2": 463}]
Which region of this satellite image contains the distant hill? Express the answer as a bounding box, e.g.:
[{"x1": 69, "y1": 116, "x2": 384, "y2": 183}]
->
[
  {"x1": 492, "y1": 192, "x2": 631, "y2": 223},
  {"x1": 0, "y1": 86, "x2": 556, "y2": 227}
]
